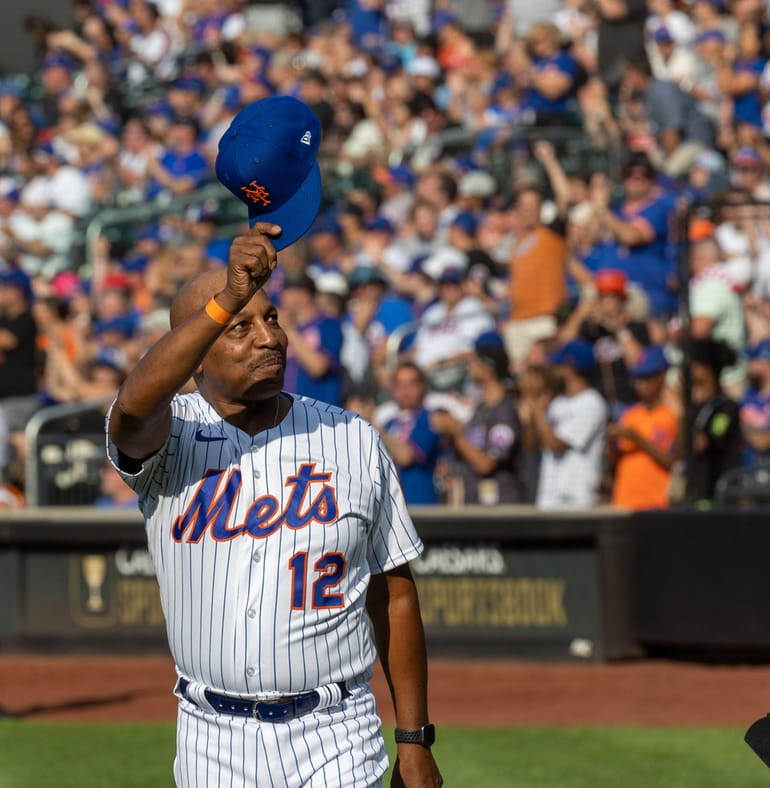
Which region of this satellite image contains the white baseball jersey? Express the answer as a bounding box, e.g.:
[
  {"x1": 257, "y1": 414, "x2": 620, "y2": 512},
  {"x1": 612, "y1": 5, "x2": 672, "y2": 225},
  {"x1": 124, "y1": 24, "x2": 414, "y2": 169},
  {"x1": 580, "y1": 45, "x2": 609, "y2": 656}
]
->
[{"x1": 107, "y1": 391, "x2": 423, "y2": 696}]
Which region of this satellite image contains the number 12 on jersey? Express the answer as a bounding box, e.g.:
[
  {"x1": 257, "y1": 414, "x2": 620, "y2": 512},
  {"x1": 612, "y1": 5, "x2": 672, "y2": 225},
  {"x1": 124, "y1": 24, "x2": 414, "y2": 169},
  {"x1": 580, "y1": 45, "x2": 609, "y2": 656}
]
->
[{"x1": 288, "y1": 551, "x2": 346, "y2": 609}]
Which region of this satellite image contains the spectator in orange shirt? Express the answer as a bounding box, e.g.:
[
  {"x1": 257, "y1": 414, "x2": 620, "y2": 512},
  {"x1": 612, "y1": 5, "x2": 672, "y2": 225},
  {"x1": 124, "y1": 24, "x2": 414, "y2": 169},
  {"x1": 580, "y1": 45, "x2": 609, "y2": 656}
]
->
[
  {"x1": 608, "y1": 345, "x2": 679, "y2": 509},
  {"x1": 503, "y1": 186, "x2": 568, "y2": 366}
]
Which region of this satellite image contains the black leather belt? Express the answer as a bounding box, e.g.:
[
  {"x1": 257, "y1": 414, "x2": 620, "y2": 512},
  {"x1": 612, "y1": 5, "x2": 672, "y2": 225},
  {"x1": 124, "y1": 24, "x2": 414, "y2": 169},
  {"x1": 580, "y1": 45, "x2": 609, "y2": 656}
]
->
[{"x1": 177, "y1": 678, "x2": 350, "y2": 722}]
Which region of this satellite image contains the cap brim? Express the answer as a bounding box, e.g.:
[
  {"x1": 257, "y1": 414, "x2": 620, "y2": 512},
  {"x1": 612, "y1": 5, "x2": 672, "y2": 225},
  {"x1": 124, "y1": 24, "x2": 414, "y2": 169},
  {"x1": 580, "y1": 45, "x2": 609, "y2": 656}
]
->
[{"x1": 247, "y1": 162, "x2": 321, "y2": 251}]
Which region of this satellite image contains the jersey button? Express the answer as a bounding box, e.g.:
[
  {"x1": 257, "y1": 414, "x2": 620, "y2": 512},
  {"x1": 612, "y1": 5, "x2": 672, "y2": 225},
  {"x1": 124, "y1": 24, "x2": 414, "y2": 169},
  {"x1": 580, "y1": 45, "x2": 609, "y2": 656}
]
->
[
  {"x1": 246, "y1": 667, "x2": 255, "y2": 677},
  {"x1": 252, "y1": 552, "x2": 261, "y2": 563},
  {"x1": 253, "y1": 469, "x2": 261, "y2": 479},
  {"x1": 247, "y1": 609, "x2": 256, "y2": 619}
]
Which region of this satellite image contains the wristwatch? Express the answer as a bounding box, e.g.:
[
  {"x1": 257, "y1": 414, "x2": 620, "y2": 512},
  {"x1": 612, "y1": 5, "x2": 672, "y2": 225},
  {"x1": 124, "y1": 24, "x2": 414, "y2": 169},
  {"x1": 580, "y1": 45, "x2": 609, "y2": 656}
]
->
[{"x1": 394, "y1": 723, "x2": 436, "y2": 747}]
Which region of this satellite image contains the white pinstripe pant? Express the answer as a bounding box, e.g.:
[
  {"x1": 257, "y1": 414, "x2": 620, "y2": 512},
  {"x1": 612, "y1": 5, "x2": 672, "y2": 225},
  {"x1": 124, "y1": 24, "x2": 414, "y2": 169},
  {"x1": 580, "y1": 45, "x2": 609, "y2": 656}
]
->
[{"x1": 173, "y1": 684, "x2": 387, "y2": 787}]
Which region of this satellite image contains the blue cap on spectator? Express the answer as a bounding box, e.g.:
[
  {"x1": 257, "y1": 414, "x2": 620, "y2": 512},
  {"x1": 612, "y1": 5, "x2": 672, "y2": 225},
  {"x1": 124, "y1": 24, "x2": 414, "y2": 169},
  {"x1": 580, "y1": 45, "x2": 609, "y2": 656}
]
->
[
  {"x1": 42, "y1": 53, "x2": 75, "y2": 71},
  {"x1": 95, "y1": 315, "x2": 138, "y2": 339},
  {"x1": 348, "y1": 265, "x2": 387, "y2": 288},
  {"x1": 375, "y1": 49, "x2": 403, "y2": 73},
  {"x1": 172, "y1": 75, "x2": 205, "y2": 94},
  {"x1": 746, "y1": 339, "x2": 770, "y2": 361},
  {"x1": 93, "y1": 347, "x2": 125, "y2": 372},
  {"x1": 451, "y1": 211, "x2": 478, "y2": 235},
  {"x1": 222, "y1": 85, "x2": 242, "y2": 111},
  {"x1": 695, "y1": 28, "x2": 726, "y2": 45},
  {"x1": 145, "y1": 99, "x2": 175, "y2": 119},
  {"x1": 120, "y1": 254, "x2": 150, "y2": 273},
  {"x1": 373, "y1": 164, "x2": 415, "y2": 189},
  {"x1": 547, "y1": 340, "x2": 595, "y2": 372},
  {"x1": 431, "y1": 10, "x2": 457, "y2": 34},
  {"x1": 629, "y1": 345, "x2": 669, "y2": 377},
  {"x1": 215, "y1": 96, "x2": 322, "y2": 251},
  {"x1": 365, "y1": 214, "x2": 394, "y2": 233},
  {"x1": 474, "y1": 330, "x2": 505, "y2": 350},
  {"x1": 308, "y1": 217, "x2": 343, "y2": 238},
  {"x1": 474, "y1": 331, "x2": 511, "y2": 381},
  {"x1": 652, "y1": 27, "x2": 673, "y2": 44},
  {"x1": 0, "y1": 80, "x2": 23, "y2": 98},
  {"x1": 437, "y1": 267, "x2": 464, "y2": 285},
  {"x1": 0, "y1": 267, "x2": 33, "y2": 300}
]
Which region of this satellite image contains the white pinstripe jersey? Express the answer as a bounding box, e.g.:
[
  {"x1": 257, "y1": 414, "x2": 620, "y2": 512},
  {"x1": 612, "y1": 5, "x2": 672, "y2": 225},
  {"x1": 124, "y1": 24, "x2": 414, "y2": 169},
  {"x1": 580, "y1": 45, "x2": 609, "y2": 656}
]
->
[{"x1": 106, "y1": 392, "x2": 423, "y2": 695}]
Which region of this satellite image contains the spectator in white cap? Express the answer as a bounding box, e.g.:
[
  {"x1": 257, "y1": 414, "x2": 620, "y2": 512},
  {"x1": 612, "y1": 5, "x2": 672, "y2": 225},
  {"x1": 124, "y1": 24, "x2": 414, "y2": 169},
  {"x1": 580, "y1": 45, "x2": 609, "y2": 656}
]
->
[
  {"x1": 32, "y1": 142, "x2": 93, "y2": 220},
  {"x1": 7, "y1": 178, "x2": 75, "y2": 279},
  {"x1": 412, "y1": 257, "x2": 496, "y2": 390},
  {"x1": 457, "y1": 169, "x2": 498, "y2": 213}
]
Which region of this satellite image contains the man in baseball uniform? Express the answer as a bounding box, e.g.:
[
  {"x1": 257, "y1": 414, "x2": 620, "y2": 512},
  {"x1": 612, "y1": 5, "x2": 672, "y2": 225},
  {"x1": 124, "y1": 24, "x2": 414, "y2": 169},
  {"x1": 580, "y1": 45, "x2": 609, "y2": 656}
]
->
[{"x1": 106, "y1": 97, "x2": 442, "y2": 787}]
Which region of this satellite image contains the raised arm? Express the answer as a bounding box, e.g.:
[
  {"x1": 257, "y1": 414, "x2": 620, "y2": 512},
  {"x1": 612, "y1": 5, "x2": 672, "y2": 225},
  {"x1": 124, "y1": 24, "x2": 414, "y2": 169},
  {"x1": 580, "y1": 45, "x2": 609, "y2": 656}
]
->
[{"x1": 108, "y1": 223, "x2": 280, "y2": 460}]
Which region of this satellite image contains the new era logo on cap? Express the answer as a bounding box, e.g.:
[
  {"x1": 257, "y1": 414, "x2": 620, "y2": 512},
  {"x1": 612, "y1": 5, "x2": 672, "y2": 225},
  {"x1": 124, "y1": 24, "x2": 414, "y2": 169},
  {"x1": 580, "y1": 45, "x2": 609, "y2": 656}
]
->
[{"x1": 216, "y1": 96, "x2": 322, "y2": 250}]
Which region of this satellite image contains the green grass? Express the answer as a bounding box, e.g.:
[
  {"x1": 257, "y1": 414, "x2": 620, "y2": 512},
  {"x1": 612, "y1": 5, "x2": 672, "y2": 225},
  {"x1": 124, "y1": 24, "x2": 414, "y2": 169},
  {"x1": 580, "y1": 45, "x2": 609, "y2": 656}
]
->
[{"x1": 0, "y1": 721, "x2": 766, "y2": 787}]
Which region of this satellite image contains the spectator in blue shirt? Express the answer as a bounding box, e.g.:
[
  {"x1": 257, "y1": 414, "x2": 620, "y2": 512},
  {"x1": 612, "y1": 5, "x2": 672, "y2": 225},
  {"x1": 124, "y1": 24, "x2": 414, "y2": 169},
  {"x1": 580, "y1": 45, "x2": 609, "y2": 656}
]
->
[
  {"x1": 740, "y1": 339, "x2": 770, "y2": 467},
  {"x1": 146, "y1": 116, "x2": 209, "y2": 199},
  {"x1": 590, "y1": 153, "x2": 678, "y2": 317},
  {"x1": 374, "y1": 361, "x2": 442, "y2": 505},
  {"x1": 510, "y1": 22, "x2": 582, "y2": 125},
  {"x1": 280, "y1": 271, "x2": 345, "y2": 407},
  {"x1": 717, "y1": 21, "x2": 766, "y2": 131}
]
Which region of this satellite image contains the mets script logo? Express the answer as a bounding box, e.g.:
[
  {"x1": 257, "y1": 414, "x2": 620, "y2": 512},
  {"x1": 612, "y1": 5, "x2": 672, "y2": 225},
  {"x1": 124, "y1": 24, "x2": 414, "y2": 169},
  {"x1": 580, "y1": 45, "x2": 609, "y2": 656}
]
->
[
  {"x1": 171, "y1": 463, "x2": 337, "y2": 543},
  {"x1": 241, "y1": 180, "x2": 271, "y2": 207}
]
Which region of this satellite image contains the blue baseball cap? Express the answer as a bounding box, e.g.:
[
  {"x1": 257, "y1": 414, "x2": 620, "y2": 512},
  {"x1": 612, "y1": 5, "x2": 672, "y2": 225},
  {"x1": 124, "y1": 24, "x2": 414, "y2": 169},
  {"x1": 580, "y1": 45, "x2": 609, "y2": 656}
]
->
[
  {"x1": 548, "y1": 340, "x2": 595, "y2": 372},
  {"x1": 365, "y1": 214, "x2": 394, "y2": 233},
  {"x1": 0, "y1": 267, "x2": 33, "y2": 300},
  {"x1": 474, "y1": 330, "x2": 505, "y2": 350},
  {"x1": 629, "y1": 345, "x2": 669, "y2": 377},
  {"x1": 41, "y1": 53, "x2": 75, "y2": 71},
  {"x1": 437, "y1": 266, "x2": 464, "y2": 285},
  {"x1": 746, "y1": 339, "x2": 770, "y2": 362},
  {"x1": 695, "y1": 28, "x2": 726, "y2": 45},
  {"x1": 215, "y1": 96, "x2": 322, "y2": 251},
  {"x1": 95, "y1": 314, "x2": 139, "y2": 339},
  {"x1": 451, "y1": 211, "x2": 478, "y2": 235},
  {"x1": 652, "y1": 27, "x2": 673, "y2": 44}
]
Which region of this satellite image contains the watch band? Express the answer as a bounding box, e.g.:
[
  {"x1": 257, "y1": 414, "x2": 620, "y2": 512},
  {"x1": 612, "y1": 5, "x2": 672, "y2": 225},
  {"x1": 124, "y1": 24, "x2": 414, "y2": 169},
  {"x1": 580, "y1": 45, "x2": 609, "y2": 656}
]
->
[{"x1": 394, "y1": 723, "x2": 435, "y2": 747}]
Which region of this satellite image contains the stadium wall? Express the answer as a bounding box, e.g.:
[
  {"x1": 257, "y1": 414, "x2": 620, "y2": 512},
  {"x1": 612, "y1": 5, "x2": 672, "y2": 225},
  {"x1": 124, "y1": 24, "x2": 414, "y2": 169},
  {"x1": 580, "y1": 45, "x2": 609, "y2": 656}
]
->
[{"x1": 0, "y1": 507, "x2": 767, "y2": 661}]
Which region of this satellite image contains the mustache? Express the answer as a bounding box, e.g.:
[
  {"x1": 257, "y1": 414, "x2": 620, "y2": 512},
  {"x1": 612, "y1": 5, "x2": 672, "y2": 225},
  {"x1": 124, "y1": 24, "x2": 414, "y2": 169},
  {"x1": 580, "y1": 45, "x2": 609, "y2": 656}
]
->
[{"x1": 252, "y1": 349, "x2": 285, "y2": 367}]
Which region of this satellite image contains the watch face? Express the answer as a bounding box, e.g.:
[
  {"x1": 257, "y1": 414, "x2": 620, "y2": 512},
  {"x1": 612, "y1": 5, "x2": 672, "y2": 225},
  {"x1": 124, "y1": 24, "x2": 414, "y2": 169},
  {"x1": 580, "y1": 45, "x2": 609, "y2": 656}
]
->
[{"x1": 422, "y1": 723, "x2": 436, "y2": 746}]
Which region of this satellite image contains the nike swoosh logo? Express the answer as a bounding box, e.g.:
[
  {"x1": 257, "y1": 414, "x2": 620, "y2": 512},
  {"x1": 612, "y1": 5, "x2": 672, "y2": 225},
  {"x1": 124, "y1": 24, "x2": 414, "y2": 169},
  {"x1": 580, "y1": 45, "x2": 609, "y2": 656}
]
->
[{"x1": 195, "y1": 429, "x2": 227, "y2": 442}]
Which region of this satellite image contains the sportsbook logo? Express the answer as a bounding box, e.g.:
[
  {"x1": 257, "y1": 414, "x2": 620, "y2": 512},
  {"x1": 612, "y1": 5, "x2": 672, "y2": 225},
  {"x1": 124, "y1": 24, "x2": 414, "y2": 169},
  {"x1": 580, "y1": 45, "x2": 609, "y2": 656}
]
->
[
  {"x1": 241, "y1": 180, "x2": 271, "y2": 206},
  {"x1": 171, "y1": 463, "x2": 338, "y2": 543}
]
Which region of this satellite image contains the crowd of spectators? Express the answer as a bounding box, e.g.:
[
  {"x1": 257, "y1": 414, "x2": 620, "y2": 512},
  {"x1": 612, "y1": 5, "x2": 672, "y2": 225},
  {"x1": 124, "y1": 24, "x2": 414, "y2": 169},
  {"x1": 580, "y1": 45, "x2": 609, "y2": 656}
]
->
[{"x1": 2, "y1": 0, "x2": 770, "y2": 512}]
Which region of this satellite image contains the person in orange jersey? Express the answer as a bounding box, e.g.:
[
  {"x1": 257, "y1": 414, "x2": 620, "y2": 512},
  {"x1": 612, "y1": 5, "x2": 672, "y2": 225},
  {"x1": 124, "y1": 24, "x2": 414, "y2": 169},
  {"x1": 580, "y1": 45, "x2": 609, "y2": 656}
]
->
[{"x1": 608, "y1": 345, "x2": 679, "y2": 509}]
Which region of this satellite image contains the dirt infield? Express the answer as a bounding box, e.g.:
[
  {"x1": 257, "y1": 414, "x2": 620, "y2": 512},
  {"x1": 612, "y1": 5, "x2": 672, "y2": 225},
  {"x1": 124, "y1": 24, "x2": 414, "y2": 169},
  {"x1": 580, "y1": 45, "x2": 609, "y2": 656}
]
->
[{"x1": 1, "y1": 654, "x2": 768, "y2": 727}]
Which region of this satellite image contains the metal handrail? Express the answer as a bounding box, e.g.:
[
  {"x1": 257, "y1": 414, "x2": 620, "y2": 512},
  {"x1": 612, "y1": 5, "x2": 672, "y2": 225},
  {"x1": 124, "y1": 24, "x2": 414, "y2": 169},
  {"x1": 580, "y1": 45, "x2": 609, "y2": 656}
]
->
[
  {"x1": 24, "y1": 398, "x2": 112, "y2": 506},
  {"x1": 82, "y1": 183, "x2": 244, "y2": 275}
]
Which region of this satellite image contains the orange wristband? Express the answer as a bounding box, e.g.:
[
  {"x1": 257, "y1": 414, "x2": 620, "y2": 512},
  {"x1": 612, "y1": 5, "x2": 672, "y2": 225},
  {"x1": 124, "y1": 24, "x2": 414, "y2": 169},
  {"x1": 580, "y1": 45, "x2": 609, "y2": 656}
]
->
[{"x1": 204, "y1": 297, "x2": 234, "y2": 325}]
